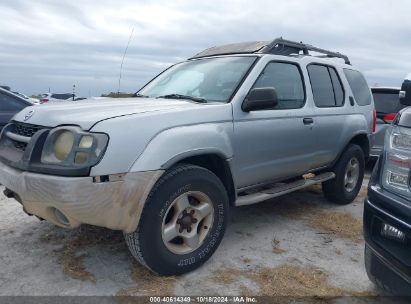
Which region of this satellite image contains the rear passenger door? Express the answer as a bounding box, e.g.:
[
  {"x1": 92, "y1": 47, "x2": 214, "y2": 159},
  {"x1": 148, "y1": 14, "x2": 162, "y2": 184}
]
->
[{"x1": 307, "y1": 64, "x2": 347, "y2": 168}]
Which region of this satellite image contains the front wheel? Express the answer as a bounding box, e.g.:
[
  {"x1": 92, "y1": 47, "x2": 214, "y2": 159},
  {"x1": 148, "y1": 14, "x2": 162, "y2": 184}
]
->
[
  {"x1": 322, "y1": 144, "x2": 365, "y2": 205},
  {"x1": 124, "y1": 164, "x2": 229, "y2": 275}
]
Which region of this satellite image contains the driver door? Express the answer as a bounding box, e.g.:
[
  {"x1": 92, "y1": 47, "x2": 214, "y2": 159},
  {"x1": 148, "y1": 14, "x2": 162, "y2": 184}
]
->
[{"x1": 233, "y1": 61, "x2": 316, "y2": 189}]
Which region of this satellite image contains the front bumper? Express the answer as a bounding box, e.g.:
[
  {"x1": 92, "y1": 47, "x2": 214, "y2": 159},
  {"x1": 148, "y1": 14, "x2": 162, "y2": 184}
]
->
[
  {"x1": 0, "y1": 161, "x2": 163, "y2": 233},
  {"x1": 364, "y1": 184, "x2": 411, "y2": 294}
]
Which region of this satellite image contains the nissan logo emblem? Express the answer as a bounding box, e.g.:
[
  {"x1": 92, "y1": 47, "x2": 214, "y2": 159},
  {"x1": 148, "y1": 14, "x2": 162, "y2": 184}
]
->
[{"x1": 24, "y1": 110, "x2": 35, "y2": 121}]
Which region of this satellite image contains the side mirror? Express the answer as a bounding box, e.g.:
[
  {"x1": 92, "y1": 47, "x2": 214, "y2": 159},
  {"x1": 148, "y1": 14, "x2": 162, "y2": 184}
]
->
[
  {"x1": 400, "y1": 80, "x2": 411, "y2": 106},
  {"x1": 242, "y1": 87, "x2": 278, "y2": 112}
]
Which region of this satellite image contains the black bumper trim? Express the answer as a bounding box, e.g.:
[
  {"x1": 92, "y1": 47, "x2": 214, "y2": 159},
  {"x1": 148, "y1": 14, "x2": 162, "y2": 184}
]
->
[
  {"x1": 364, "y1": 198, "x2": 411, "y2": 284},
  {"x1": 366, "y1": 198, "x2": 411, "y2": 231}
]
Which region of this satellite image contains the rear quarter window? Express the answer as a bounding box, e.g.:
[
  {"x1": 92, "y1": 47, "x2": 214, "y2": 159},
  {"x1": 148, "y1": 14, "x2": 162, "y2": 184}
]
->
[
  {"x1": 343, "y1": 69, "x2": 372, "y2": 106},
  {"x1": 372, "y1": 90, "x2": 404, "y2": 114}
]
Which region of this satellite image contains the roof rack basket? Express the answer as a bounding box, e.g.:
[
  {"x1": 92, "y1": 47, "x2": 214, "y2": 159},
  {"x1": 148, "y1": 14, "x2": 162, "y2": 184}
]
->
[{"x1": 261, "y1": 37, "x2": 350, "y2": 65}]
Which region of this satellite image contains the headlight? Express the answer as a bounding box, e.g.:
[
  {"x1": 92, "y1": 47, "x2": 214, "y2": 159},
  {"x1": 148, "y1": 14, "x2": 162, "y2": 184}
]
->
[
  {"x1": 382, "y1": 125, "x2": 411, "y2": 197},
  {"x1": 54, "y1": 131, "x2": 75, "y2": 161},
  {"x1": 41, "y1": 126, "x2": 108, "y2": 168},
  {"x1": 392, "y1": 133, "x2": 411, "y2": 150}
]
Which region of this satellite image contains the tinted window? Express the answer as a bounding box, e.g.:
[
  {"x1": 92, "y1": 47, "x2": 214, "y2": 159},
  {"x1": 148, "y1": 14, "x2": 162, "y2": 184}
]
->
[
  {"x1": 0, "y1": 92, "x2": 25, "y2": 111},
  {"x1": 252, "y1": 62, "x2": 305, "y2": 109},
  {"x1": 372, "y1": 91, "x2": 404, "y2": 114},
  {"x1": 329, "y1": 68, "x2": 344, "y2": 106},
  {"x1": 343, "y1": 69, "x2": 372, "y2": 106},
  {"x1": 308, "y1": 65, "x2": 335, "y2": 107},
  {"x1": 52, "y1": 93, "x2": 73, "y2": 100}
]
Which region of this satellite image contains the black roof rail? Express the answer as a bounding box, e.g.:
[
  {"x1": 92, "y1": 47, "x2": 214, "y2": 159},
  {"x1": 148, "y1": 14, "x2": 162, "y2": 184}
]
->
[
  {"x1": 190, "y1": 37, "x2": 350, "y2": 65},
  {"x1": 260, "y1": 37, "x2": 350, "y2": 65}
]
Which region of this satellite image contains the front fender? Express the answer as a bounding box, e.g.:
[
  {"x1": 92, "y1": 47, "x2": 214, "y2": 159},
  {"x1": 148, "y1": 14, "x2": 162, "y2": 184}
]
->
[
  {"x1": 130, "y1": 122, "x2": 234, "y2": 172},
  {"x1": 89, "y1": 103, "x2": 233, "y2": 176}
]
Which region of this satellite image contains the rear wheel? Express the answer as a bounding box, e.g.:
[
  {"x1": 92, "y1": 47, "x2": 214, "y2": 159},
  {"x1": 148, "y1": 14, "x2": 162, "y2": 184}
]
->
[
  {"x1": 124, "y1": 164, "x2": 229, "y2": 275},
  {"x1": 323, "y1": 144, "x2": 365, "y2": 205}
]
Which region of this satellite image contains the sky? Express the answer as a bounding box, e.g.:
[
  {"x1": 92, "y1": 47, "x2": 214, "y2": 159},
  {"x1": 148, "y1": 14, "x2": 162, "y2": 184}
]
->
[{"x1": 1, "y1": 0, "x2": 411, "y2": 97}]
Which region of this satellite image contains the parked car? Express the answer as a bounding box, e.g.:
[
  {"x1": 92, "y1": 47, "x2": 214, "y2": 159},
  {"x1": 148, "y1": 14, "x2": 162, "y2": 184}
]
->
[
  {"x1": 0, "y1": 87, "x2": 31, "y2": 130},
  {"x1": 400, "y1": 72, "x2": 411, "y2": 102},
  {"x1": 40, "y1": 93, "x2": 76, "y2": 103},
  {"x1": 370, "y1": 87, "x2": 405, "y2": 157},
  {"x1": 12, "y1": 92, "x2": 40, "y2": 105},
  {"x1": 364, "y1": 73, "x2": 411, "y2": 295},
  {"x1": 0, "y1": 38, "x2": 374, "y2": 275}
]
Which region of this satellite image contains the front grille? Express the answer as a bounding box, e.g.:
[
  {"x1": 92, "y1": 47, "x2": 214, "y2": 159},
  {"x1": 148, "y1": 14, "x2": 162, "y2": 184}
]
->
[
  {"x1": 7, "y1": 122, "x2": 45, "y2": 152},
  {"x1": 11, "y1": 122, "x2": 43, "y2": 138}
]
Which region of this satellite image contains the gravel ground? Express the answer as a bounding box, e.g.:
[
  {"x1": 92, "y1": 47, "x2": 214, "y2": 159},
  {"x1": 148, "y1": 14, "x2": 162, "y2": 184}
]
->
[{"x1": 0, "y1": 170, "x2": 379, "y2": 298}]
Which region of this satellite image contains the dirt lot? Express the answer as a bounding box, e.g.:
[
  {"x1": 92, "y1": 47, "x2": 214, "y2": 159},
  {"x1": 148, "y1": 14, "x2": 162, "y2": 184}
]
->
[{"x1": 0, "y1": 171, "x2": 379, "y2": 297}]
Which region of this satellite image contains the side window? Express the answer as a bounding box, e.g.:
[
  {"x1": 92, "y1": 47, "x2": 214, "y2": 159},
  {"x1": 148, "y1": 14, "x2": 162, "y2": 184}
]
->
[
  {"x1": 252, "y1": 62, "x2": 305, "y2": 109},
  {"x1": 0, "y1": 93, "x2": 25, "y2": 111},
  {"x1": 343, "y1": 69, "x2": 372, "y2": 106},
  {"x1": 308, "y1": 64, "x2": 344, "y2": 107},
  {"x1": 329, "y1": 68, "x2": 344, "y2": 106},
  {"x1": 52, "y1": 93, "x2": 72, "y2": 100}
]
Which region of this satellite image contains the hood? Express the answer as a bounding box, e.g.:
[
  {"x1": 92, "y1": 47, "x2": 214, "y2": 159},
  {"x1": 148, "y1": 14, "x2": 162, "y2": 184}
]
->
[{"x1": 13, "y1": 98, "x2": 206, "y2": 130}]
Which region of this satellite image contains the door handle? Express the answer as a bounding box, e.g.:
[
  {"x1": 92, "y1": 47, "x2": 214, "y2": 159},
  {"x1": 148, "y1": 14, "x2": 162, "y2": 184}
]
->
[{"x1": 303, "y1": 118, "x2": 314, "y2": 125}]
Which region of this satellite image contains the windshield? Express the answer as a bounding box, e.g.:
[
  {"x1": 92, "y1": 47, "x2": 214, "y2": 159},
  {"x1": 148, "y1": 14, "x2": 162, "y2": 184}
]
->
[
  {"x1": 138, "y1": 56, "x2": 256, "y2": 102},
  {"x1": 373, "y1": 91, "x2": 404, "y2": 114}
]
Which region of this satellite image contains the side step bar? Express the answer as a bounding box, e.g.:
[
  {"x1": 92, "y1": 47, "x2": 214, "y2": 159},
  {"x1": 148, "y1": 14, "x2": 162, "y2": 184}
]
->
[{"x1": 235, "y1": 172, "x2": 335, "y2": 206}]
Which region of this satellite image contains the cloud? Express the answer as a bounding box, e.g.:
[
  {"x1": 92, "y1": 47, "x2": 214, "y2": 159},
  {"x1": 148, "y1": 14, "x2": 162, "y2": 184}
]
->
[{"x1": 0, "y1": 0, "x2": 411, "y2": 96}]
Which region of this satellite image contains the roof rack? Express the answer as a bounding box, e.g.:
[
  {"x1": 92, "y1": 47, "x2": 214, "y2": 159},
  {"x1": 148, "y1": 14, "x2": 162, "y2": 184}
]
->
[
  {"x1": 190, "y1": 37, "x2": 350, "y2": 65},
  {"x1": 261, "y1": 37, "x2": 350, "y2": 65}
]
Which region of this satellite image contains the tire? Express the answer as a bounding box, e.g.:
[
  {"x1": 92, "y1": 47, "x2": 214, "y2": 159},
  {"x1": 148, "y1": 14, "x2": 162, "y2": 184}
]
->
[
  {"x1": 124, "y1": 164, "x2": 229, "y2": 275},
  {"x1": 322, "y1": 144, "x2": 364, "y2": 205}
]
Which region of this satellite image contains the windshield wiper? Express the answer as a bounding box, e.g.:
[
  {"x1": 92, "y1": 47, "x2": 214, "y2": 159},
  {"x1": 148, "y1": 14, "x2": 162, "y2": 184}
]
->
[
  {"x1": 156, "y1": 94, "x2": 208, "y2": 103},
  {"x1": 133, "y1": 93, "x2": 149, "y2": 98}
]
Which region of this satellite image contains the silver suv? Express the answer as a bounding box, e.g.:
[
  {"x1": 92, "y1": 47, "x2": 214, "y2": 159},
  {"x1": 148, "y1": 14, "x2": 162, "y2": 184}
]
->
[{"x1": 0, "y1": 38, "x2": 374, "y2": 275}]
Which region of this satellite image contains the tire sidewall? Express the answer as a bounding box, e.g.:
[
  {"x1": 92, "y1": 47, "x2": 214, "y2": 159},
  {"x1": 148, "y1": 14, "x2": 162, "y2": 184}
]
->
[
  {"x1": 335, "y1": 145, "x2": 365, "y2": 201},
  {"x1": 138, "y1": 167, "x2": 228, "y2": 275}
]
